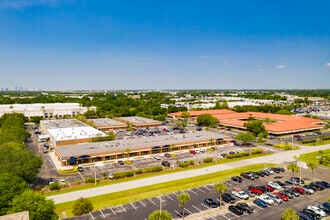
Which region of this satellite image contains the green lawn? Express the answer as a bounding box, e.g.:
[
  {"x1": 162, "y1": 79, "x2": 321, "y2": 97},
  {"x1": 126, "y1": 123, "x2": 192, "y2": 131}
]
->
[
  {"x1": 55, "y1": 163, "x2": 273, "y2": 218},
  {"x1": 46, "y1": 152, "x2": 269, "y2": 196},
  {"x1": 301, "y1": 139, "x2": 330, "y2": 146},
  {"x1": 298, "y1": 148, "x2": 330, "y2": 164}
]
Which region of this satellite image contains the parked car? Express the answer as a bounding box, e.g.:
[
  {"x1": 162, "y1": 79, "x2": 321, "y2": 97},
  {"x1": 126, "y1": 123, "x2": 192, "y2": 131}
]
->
[
  {"x1": 222, "y1": 193, "x2": 236, "y2": 204},
  {"x1": 253, "y1": 198, "x2": 268, "y2": 208},
  {"x1": 231, "y1": 176, "x2": 243, "y2": 183},
  {"x1": 266, "y1": 192, "x2": 283, "y2": 204},
  {"x1": 264, "y1": 168, "x2": 274, "y2": 175},
  {"x1": 284, "y1": 188, "x2": 300, "y2": 197},
  {"x1": 318, "y1": 202, "x2": 330, "y2": 215},
  {"x1": 204, "y1": 198, "x2": 218, "y2": 208},
  {"x1": 257, "y1": 195, "x2": 274, "y2": 205},
  {"x1": 232, "y1": 190, "x2": 249, "y2": 200},
  {"x1": 302, "y1": 208, "x2": 321, "y2": 220},
  {"x1": 108, "y1": 173, "x2": 114, "y2": 179},
  {"x1": 189, "y1": 150, "x2": 197, "y2": 154},
  {"x1": 243, "y1": 190, "x2": 255, "y2": 198},
  {"x1": 272, "y1": 167, "x2": 285, "y2": 173},
  {"x1": 302, "y1": 186, "x2": 315, "y2": 195},
  {"x1": 281, "y1": 190, "x2": 294, "y2": 199},
  {"x1": 77, "y1": 166, "x2": 84, "y2": 172},
  {"x1": 153, "y1": 155, "x2": 161, "y2": 160},
  {"x1": 268, "y1": 181, "x2": 282, "y2": 190},
  {"x1": 309, "y1": 182, "x2": 325, "y2": 190},
  {"x1": 292, "y1": 186, "x2": 305, "y2": 195},
  {"x1": 164, "y1": 153, "x2": 171, "y2": 158},
  {"x1": 236, "y1": 202, "x2": 254, "y2": 213},
  {"x1": 285, "y1": 177, "x2": 304, "y2": 185},
  {"x1": 257, "y1": 170, "x2": 266, "y2": 177},
  {"x1": 240, "y1": 172, "x2": 255, "y2": 180},
  {"x1": 273, "y1": 180, "x2": 286, "y2": 188},
  {"x1": 248, "y1": 186, "x2": 263, "y2": 195},
  {"x1": 297, "y1": 211, "x2": 315, "y2": 220},
  {"x1": 307, "y1": 205, "x2": 327, "y2": 217},
  {"x1": 228, "y1": 205, "x2": 244, "y2": 215},
  {"x1": 261, "y1": 184, "x2": 274, "y2": 192},
  {"x1": 161, "y1": 160, "x2": 170, "y2": 167},
  {"x1": 272, "y1": 192, "x2": 289, "y2": 202},
  {"x1": 117, "y1": 160, "x2": 125, "y2": 165},
  {"x1": 315, "y1": 181, "x2": 330, "y2": 188}
]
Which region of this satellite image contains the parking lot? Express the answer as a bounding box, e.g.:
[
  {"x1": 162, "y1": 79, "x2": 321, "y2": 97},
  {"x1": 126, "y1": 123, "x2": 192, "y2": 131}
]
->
[{"x1": 64, "y1": 165, "x2": 330, "y2": 220}]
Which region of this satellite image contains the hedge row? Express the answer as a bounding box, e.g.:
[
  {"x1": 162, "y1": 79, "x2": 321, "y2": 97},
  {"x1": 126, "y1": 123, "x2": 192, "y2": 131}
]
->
[{"x1": 113, "y1": 166, "x2": 163, "y2": 179}]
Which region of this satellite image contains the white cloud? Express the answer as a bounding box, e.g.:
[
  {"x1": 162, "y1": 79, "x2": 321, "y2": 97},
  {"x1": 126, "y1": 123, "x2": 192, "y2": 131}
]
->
[
  {"x1": 0, "y1": 0, "x2": 63, "y2": 9},
  {"x1": 326, "y1": 62, "x2": 330, "y2": 67},
  {"x1": 276, "y1": 64, "x2": 287, "y2": 69}
]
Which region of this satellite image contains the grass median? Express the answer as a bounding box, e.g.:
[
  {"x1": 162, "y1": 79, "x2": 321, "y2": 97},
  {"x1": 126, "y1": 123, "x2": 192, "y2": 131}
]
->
[
  {"x1": 55, "y1": 163, "x2": 273, "y2": 218},
  {"x1": 47, "y1": 152, "x2": 269, "y2": 196}
]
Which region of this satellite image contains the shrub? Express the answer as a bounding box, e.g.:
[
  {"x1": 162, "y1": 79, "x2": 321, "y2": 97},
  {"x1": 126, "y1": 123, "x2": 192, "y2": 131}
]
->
[
  {"x1": 113, "y1": 172, "x2": 127, "y2": 179},
  {"x1": 143, "y1": 166, "x2": 163, "y2": 173},
  {"x1": 135, "y1": 169, "x2": 143, "y2": 174},
  {"x1": 203, "y1": 157, "x2": 213, "y2": 163},
  {"x1": 125, "y1": 160, "x2": 132, "y2": 165},
  {"x1": 84, "y1": 177, "x2": 99, "y2": 183},
  {"x1": 72, "y1": 197, "x2": 93, "y2": 216},
  {"x1": 49, "y1": 182, "x2": 61, "y2": 191},
  {"x1": 125, "y1": 171, "x2": 134, "y2": 177},
  {"x1": 188, "y1": 160, "x2": 194, "y2": 165},
  {"x1": 178, "y1": 162, "x2": 189, "y2": 168},
  {"x1": 251, "y1": 148, "x2": 263, "y2": 155},
  {"x1": 226, "y1": 154, "x2": 236, "y2": 159}
]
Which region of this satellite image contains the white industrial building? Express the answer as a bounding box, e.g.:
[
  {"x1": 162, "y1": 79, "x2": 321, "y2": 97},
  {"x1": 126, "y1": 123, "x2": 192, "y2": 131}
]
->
[{"x1": 0, "y1": 103, "x2": 95, "y2": 118}]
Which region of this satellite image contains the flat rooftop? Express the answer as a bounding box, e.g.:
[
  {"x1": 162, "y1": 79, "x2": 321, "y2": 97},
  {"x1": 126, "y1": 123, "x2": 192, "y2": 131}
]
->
[
  {"x1": 115, "y1": 116, "x2": 162, "y2": 126},
  {"x1": 41, "y1": 119, "x2": 107, "y2": 141},
  {"x1": 88, "y1": 118, "x2": 127, "y2": 129},
  {"x1": 56, "y1": 131, "x2": 223, "y2": 158}
]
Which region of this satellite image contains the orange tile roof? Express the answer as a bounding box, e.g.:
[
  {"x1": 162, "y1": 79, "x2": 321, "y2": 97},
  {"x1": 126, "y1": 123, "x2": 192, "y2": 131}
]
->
[
  {"x1": 169, "y1": 110, "x2": 324, "y2": 134},
  {"x1": 169, "y1": 109, "x2": 236, "y2": 117}
]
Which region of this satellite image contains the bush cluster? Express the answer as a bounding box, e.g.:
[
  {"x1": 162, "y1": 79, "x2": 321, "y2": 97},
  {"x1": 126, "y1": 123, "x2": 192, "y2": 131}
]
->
[{"x1": 203, "y1": 157, "x2": 213, "y2": 163}]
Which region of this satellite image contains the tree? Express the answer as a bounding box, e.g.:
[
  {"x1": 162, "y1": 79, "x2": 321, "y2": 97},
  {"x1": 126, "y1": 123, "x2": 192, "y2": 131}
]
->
[
  {"x1": 307, "y1": 158, "x2": 319, "y2": 180},
  {"x1": 281, "y1": 208, "x2": 299, "y2": 220},
  {"x1": 214, "y1": 182, "x2": 228, "y2": 210},
  {"x1": 287, "y1": 163, "x2": 299, "y2": 186},
  {"x1": 196, "y1": 114, "x2": 219, "y2": 127},
  {"x1": 125, "y1": 148, "x2": 131, "y2": 161},
  {"x1": 235, "y1": 132, "x2": 255, "y2": 144},
  {"x1": 148, "y1": 210, "x2": 172, "y2": 220},
  {"x1": 9, "y1": 190, "x2": 58, "y2": 220},
  {"x1": 176, "y1": 192, "x2": 190, "y2": 220},
  {"x1": 243, "y1": 120, "x2": 268, "y2": 137},
  {"x1": 72, "y1": 197, "x2": 93, "y2": 216},
  {"x1": 0, "y1": 173, "x2": 28, "y2": 215},
  {"x1": 180, "y1": 111, "x2": 190, "y2": 120}
]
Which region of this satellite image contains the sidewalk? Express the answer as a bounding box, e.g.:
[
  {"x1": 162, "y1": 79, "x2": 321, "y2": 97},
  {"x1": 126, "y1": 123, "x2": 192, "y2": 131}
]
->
[{"x1": 47, "y1": 144, "x2": 330, "y2": 204}]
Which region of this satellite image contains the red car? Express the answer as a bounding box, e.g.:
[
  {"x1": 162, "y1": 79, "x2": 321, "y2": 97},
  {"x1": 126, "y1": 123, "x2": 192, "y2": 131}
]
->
[
  {"x1": 273, "y1": 192, "x2": 289, "y2": 201},
  {"x1": 248, "y1": 186, "x2": 263, "y2": 195},
  {"x1": 292, "y1": 186, "x2": 304, "y2": 195},
  {"x1": 189, "y1": 150, "x2": 196, "y2": 154},
  {"x1": 262, "y1": 185, "x2": 274, "y2": 192}
]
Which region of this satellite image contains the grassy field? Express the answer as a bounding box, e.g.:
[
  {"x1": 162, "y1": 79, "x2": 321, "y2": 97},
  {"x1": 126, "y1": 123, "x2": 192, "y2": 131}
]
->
[
  {"x1": 298, "y1": 148, "x2": 330, "y2": 164},
  {"x1": 302, "y1": 139, "x2": 330, "y2": 146},
  {"x1": 46, "y1": 152, "x2": 268, "y2": 196},
  {"x1": 55, "y1": 163, "x2": 272, "y2": 218}
]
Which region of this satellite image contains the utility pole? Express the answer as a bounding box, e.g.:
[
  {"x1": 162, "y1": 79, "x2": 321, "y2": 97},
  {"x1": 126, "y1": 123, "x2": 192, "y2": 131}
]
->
[{"x1": 159, "y1": 193, "x2": 162, "y2": 219}]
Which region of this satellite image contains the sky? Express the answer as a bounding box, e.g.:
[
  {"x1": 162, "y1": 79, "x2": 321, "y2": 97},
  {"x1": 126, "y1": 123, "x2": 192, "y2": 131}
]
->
[{"x1": 1, "y1": 0, "x2": 330, "y2": 90}]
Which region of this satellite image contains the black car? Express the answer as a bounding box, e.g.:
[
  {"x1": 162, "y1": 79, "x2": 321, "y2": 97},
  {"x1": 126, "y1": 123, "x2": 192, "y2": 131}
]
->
[
  {"x1": 273, "y1": 167, "x2": 285, "y2": 172},
  {"x1": 312, "y1": 182, "x2": 325, "y2": 190},
  {"x1": 161, "y1": 160, "x2": 170, "y2": 167},
  {"x1": 297, "y1": 211, "x2": 315, "y2": 220},
  {"x1": 284, "y1": 188, "x2": 300, "y2": 197},
  {"x1": 204, "y1": 198, "x2": 218, "y2": 208},
  {"x1": 231, "y1": 176, "x2": 243, "y2": 183},
  {"x1": 281, "y1": 190, "x2": 294, "y2": 199},
  {"x1": 309, "y1": 182, "x2": 324, "y2": 191},
  {"x1": 77, "y1": 166, "x2": 84, "y2": 172},
  {"x1": 273, "y1": 181, "x2": 286, "y2": 188},
  {"x1": 117, "y1": 160, "x2": 125, "y2": 165},
  {"x1": 222, "y1": 193, "x2": 236, "y2": 204},
  {"x1": 240, "y1": 172, "x2": 255, "y2": 180},
  {"x1": 302, "y1": 208, "x2": 321, "y2": 219},
  {"x1": 236, "y1": 202, "x2": 254, "y2": 213},
  {"x1": 228, "y1": 205, "x2": 244, "y2": 215},
  {"x1": 257, "y1": 170, "x2": 266, "y2": 177},
  {"x1": 315, "y1": 181, "x2": 330, "y2": 188},
  {"x1": 247, "y1": 171, "x2": 259, "y2": 179},
  {"x1": 164, "y1": 153, "x2": 171, "y2": 158}
]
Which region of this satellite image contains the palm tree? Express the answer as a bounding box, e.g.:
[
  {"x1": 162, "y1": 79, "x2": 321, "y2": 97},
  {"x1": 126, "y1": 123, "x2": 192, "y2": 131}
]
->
[
  {"x1": 176, "y1": 192, "x2": 190, "y2": 220},
  {"x1": 287, "y1": 163, "x2": 299, "y2": 186},
  {"x1": 307, "y1": 158, "x2": 319, "y2": 180},
  {"x1": 125, "y1": 148, "x2": 131, "y2": 161},
  {"x1": 148, "y1": 210, "x2": 172, "y2": 220},
  {"x1": 209, "y1": 138, "x2": 215, "y2": 146},
  {"x1": 213, "y1": 182, "x2": 228, "y2": 209},
  {"x1": 281, "y1": 208, "x2": 299, "y2": 220}
]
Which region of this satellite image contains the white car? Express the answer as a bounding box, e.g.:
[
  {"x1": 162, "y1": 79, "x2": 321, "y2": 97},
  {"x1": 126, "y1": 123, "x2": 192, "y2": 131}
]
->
[
  {"x1": 264, "y1": 168, "x2": 274, "y2": 175},
  {"x1": 302, "y1": 186, "x2": 314, "y2": 194},
  {"x1": 266, "y1": 192, "x2": 283, "y2": 204},
  {"x1": 232, "y1": 191, "x2": 249, "y2": 200},
  {"x1": 258, "y1": 195, "x2": 274, "y2": 205},
  {"x1": 307, "y1": 206, "x2": 327, "y2": 217},
  {"x1": 268, "y1": 181, "x2": 282, "y2": 190}
]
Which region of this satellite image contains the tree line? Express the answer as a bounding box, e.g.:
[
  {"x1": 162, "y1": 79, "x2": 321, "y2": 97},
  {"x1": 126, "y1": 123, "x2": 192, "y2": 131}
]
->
[{"x1": 0, "y1": 113, "x2": 58, "y2": 219}]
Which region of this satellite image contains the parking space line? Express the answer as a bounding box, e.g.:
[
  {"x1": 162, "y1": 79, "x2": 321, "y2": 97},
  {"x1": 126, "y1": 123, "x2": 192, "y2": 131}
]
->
[
  {"x1": 200, "y1": 203, "x2": 211, "y2": 209},
  {"x1": 203, "y1": 185, "x2": 212, "y2": 191},
  {"x1": 89, "y1": 213, "x2": 95, "y2": 220},
  {"x1": 189, "y1": 189, "x2": 198, "y2": 195},
  {"x1": 192, "y1": 205, "x2": 202, "y2": 212},
  {"x1": 196, "y1": 188, "x2": 205, "y2": 193},
  {"x1": 130, "y1": 202, "x2": 137, "y2": 210},
  {"x1": 252, "y1": 204, "x2": 263, "y2": 210},
  {"x1": 139, "y1": 201, "x2": 146, "y2": 207},
  {"x1": 184, "y1": 208, "x2": 193, "y2": 215},
  {"x1": 149, "y1": 199, "x2": 156, "y2": 205},
  {"x1": 174, "y1": 210, "x2": 182, "y2": 217},
  {"x1": 165, "y1": 194, "x2": 174, "y2": 201},
  {"x1": 99, "y1": 210, "x2": 105, "y2": 218},
  {"x1": 229, "y1": 212, "x2": 241, "y2": 218},
  {"x1": 121, "y1": 205, "x2": 127, "y2": 212},
  {"x1": 219, "y1": 213, "x2": 231, "y2": 220},
  {"x1": 225, "y1": 181, "x2": 232, "y2": 186},
  {"x1": 109, "y1": 207, "x2": 116, "y2": 215}
]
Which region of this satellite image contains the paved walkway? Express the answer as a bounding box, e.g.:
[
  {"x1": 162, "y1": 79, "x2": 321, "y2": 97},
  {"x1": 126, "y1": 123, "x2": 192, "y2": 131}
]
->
[{"x1": 48, "y1": 144, "x2": 330, "y2": 204}]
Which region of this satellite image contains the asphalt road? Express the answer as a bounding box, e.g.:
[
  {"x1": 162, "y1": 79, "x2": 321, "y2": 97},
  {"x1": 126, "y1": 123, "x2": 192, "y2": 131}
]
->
[{"x1": 48, "y1": 144, "x2": 330, "y2": 204}]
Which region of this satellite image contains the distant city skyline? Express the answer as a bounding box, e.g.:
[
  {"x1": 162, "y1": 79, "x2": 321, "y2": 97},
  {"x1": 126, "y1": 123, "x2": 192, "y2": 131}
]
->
[{"x1": 1, "y1": 0, "x2": 330, "y2": 90}]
